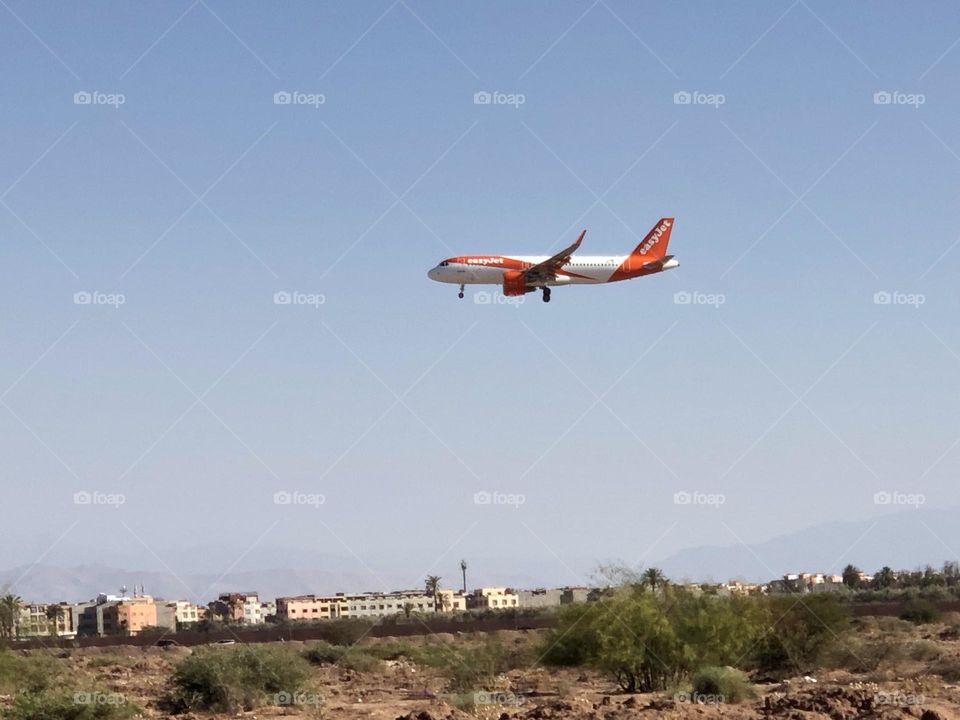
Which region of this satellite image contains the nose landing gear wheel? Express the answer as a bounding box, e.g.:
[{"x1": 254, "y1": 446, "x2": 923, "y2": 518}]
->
[
  {"x1": 542, "y1": 287, "x2": 551, "y2": 303},
  {"x1": 458, "y1": 284, "x2": 465, "y2": 299}
]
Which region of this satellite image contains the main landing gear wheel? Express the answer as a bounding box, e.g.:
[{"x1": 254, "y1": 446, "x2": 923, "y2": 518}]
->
[
  {"x1": 542, "y1": 287, "x2": 551, "y2": 303},
  {"x1": 458, "y1": 284, "x2": 464, "y2": 299}
]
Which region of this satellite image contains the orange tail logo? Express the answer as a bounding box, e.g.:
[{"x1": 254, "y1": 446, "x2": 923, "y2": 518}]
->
[{"x1": 634, "y1": 217, "x2": 674, "y2": 259}]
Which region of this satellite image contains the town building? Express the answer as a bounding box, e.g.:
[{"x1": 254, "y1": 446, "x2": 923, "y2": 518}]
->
[
  {"x1": 15, "y1": 603, "x2": 75, "y2": 638},
  {"x1": 466, "y1": 587, "x2": 519, "y2": 609},
  {"x1": 217, "y1": 593, "x2": 262, "y2": 625},
  {"x1": 437, "y1": 589, "x2": 466, "y2": 612},
  {"x1": 276, "y1": 594, "x2": 350, "y2": 621},
  {"x1": 101, "y1": 596, "x2": 159, "y2": 636},
  {"x1": 347, "y1": 590, "x2": 435, "y2": 617},
  {"x1": 170, "y1": 600, "x2": 204, "y2": 628},
  {"x1": 517, "y1": 588, "x2": 563, "y2": 608}
]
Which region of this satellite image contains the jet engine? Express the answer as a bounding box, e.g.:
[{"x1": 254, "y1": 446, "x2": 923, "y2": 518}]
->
[{"x1": 502, "y1": 271, "x2": 528, "y2": 296}]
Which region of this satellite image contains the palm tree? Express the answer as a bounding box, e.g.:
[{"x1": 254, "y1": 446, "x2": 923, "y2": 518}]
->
[
  {"x1": 841, "y1": 564, "x2": 862, "y2": 589},
  {"x1": 425, "y1": 575, "x2": 442, "y2": 611},
  {"x1": 641, "y1": 567, "x2": 665, "y2": 591},
  {"x1": 45, "y1": 604, "x2": 66, "y2": 636},
  {"x1": 0, "y1": 594, "x2": 22, "y2": 639},
  {"x1": 873, "y1": 566, "x2": 896, "y2": 590}
]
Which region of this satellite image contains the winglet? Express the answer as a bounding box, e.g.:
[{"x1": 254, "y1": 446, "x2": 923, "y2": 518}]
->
[{"x1": 573, "y1": 229, "x2": 586, "y2": 251}]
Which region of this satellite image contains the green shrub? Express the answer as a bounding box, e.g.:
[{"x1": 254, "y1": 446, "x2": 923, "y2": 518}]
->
[
  {"x1": 690, "y1": 666, "x2": 754, "y2": 704},
  {"x1": 2, "y1": 692, "x2": 137, "y2": 720},
  {"x1": 819, "y1": 636, "x2": 901, "y2": 672},
  {"x1": 900, "y1": 598, "x2": 941, "y2": 624},
  {"x1": 301, "y1": 641, "x2": 344, "y2": 665},
  {"x1": 752, "y1": 595, "x2": 849, "y2": 675},
  {"x1": 544, "y1": 587, "x2": 770, "y2": 692},
  {"x1": 906, "y1": 639, "x2": 942, "y2": 662},
  {"x1": 0, "y1": 651, "x2": 62, "y2": 694},
  {"x1": 169, "y1": 645, "x2": 310, "y2": 712},
  {"x1": 336, "y1": 650, "x2": 383, "y2": 673},
  {"x1": 444, "y1": 641, "x2": 506, "y2": 693},
  {"x1": 541, "y1": 602, "x2": 604, "y2": 667}
]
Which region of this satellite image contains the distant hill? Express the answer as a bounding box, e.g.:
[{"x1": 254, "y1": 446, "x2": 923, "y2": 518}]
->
[
  {"x1": 655, "y1": 507, "x2": 960, "y2": 583},
  {"x1": 4, "y1": 508, "x2": 957, "y2": 601}
]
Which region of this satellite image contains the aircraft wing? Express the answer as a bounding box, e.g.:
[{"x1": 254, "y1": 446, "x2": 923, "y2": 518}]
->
[{"x1": 523, "y1": 230, "x2": 585, "y2": 284}]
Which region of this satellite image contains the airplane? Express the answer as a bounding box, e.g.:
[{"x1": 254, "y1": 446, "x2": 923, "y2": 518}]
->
[{"x1": 427, "y1": 217, "x2": 678, "y2": 302}]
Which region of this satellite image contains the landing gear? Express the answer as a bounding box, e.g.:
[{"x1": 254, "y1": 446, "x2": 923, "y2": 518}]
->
[
  {"x1": 458, "y1": 284, "x2": 464, "y2": 299},
  {"x1": 542, "y1": 287, "x2": 551, "y2": 303}
]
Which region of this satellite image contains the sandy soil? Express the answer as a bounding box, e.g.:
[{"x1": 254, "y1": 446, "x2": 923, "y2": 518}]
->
[{"x1": 5, "y1": 619, "x2": 960, "y2": 720}]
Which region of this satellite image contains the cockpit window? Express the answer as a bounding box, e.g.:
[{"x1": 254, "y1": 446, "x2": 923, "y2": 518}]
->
[{"x1": 440, "y1": 261, "x2": 449, "y2": 267}]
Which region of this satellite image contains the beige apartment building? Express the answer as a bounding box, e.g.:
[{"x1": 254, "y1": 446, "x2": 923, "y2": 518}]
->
[
  {"x1": 437, "y1": 589, "x2": 466, "y2": 612},
  {"x1": 467, "y1": 587, "x2": 519, "y2": 609},
  {"x1": 101, "y1": 596, "x2": 159, "y2": 636},
  {"x1": 276, "y1": 594, "x2": 350, "y2": 621},
  {"x1": 169, "y1": 600, "x2": 205, "y2": 628},
  {"x1": 16, "y1": 602, "x2": 76, "y2": 638}
]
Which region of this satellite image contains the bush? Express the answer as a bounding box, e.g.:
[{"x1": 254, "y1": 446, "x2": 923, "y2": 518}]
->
[
  {"x1": 335, "y1": 650, "x2": 384, "y2": 673},
  {"x1": 169, "y1": 645, "x2": 310, "y2": 712},
  {"x1": 444, "y1": 641, "x2": 506, "y2": 693},
  {"x1": 900, "y1": 598, "x2": 941, "y2": 624},
  {"x1": 544, "y1": 587, "x2": 770, "y2": 692},
  {"x1": 2, "y1": 692, "x2": 137, "y2": 720},
  {"x1": 541, "y1": 602, "x2": 604, "y2": 667},
  {"x1": 0, "y1": 651, "x2": 62, "y2": 694},
  {"x1": 907, "y1": 639, "x2": 942, "y2": 662},
  {"x1": 752, "y1": 595, "x2": 849, "y2": 675},
  {"x1": 301, "y1": 641, "x2": 344, "y2": 665},
  {"x1": 690, "y1": 666, "x2": 754, "y2": 704},
  {"x1": 819, "y1": 636, "x2": 901, "y2": 672}
]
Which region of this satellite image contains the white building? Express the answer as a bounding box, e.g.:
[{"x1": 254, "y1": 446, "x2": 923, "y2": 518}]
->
[{"x1": 347, "y1": 590, "x2": 436, "y2": 617}]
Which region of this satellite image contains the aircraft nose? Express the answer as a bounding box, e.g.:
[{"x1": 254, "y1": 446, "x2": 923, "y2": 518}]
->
[{"x1": 427, "y1": 266, "x2": 439, "y2": 280}]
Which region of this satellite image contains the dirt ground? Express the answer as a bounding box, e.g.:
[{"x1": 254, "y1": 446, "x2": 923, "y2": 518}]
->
[{"x1": 6, "y1": 619, "x2": 960, "y2": 720}]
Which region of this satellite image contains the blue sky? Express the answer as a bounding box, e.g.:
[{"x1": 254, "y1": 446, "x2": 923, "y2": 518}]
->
[{"x1": 3, "y1": 1, "x2": 960, "y2": 590}]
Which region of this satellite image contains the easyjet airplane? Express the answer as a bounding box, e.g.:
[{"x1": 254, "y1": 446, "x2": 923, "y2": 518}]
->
[{"x1": 427, "y1": 217, "x2": 678, "y2": 302}]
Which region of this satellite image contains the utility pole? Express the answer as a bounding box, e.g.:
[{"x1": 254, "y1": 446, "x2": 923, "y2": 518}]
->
[{"x1": 460, "y1": 559, "x2": 468, "y2": 594}]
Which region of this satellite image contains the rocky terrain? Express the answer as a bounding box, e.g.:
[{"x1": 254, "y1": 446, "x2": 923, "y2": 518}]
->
[{"x1": 4, "y1": 618, "x2": 960, "y2": 720}]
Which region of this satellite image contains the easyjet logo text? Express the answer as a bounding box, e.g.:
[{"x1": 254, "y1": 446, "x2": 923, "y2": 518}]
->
[{"x1": 640, "y1": 220, "x2": 671, "y2": 254}]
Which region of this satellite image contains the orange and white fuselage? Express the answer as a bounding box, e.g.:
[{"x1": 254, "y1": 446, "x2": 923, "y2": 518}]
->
[{"x1": 427, "y1": 218, "x2": 678, "y2": 301}]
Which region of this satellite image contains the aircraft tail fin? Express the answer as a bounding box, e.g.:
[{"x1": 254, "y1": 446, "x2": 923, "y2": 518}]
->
[{"x1": 630, "y1": 217, "x2": 674, "y2": 260}]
